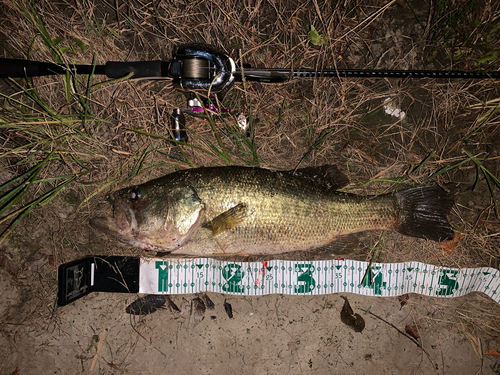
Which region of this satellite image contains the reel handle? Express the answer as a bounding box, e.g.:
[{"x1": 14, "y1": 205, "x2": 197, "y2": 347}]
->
[{"x1": 185, "y1": 94, "x2": 231, "y2": 118}]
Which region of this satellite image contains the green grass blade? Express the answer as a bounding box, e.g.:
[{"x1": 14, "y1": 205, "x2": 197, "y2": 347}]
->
[
  {"x1": 12, "y1": 0, "x2": 63, "y2": 61},
  {"x1": 0, "y1": 148, "x2": 61, "y2": 216},
  {"x1": 361, "y1": 234, "x2": 385, "y2": 285},
  {"x1": 247, "y1": 99, "x2": 259, "y2": 166},
  {"x1": 201, "y1": 98, "x2": 233, "y2": 165},
  {"x1": 79, "y1": 151, "x2": 152, "y2": 207},
  {"x1": 481, "y1": 167, "x2": 500, "y2": 191},
  {"x1": 91, "y1": 72, "x2": 135, "y2": 90},
  {"x1": 129, "y1": 128, "x2": 220, "y2": 163},
  {"x1": 0, "y1": 174, "x2": 78, "y2": 241},
  {"x1": 0, "y1": 91, "x2": 88, "y2": 138},
  {"x1": 424, "y1": 156, "x2": 474, "y2": 182},
  {"x1": 0, "y1": 139, "x2": 52, "y2": 160},
  {"x1": 0, "y1": 162, "x2": 45, "y2": 194},
  {"x1": 128, "y1": 145, "x2": 150, "y2": 180},
  {"x1": 464, "y1": 149, "x2": 500, "y2": 217},
  {"x1": 410, "y1": 151, "x2": 435, "y2": 175},
  {"x1": 79, "y1": 56, "x2": 97, "y2": 134},
  {"x1": 0, "y1": 183, "x2": 31, "y2": 216},
  {"x1": 296, "y1": 128, "x2": 335, "y2": 169},
  {"x1": 465, "y1": 97, "x2": 500, "y2": 142},
  {"x1": 0, "y1": 142, "x2": 61, "y2": 191}
]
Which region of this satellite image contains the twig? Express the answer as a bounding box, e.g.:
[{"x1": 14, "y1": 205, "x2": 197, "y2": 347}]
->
[
  {"x1": 472, "y1": 203, "x2": 494, "y2": 233},
  {"x1": 423, "y1": 0, "x2": 434, "y2": 40},
  {"x1": 90, "y1": 327, "x2": 107, "y2": 372},
  {"x1": 360, "y1": 308, "x2": 438, "y2": 370},
  {"x1": 337, "y1": 0, "x2": 397, "y2": 42},
  {"x1": 129, "y1": 316, "x2": 168, "y2": 356}
]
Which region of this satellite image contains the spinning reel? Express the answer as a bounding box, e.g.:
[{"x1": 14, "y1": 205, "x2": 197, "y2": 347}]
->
[{"x1": 2, "y1": 44, "x2": 499, "y2": 143}]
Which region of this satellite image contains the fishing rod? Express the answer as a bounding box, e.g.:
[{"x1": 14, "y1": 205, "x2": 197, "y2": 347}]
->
[{"x1": 2, "y1": 44, "x2": 499, "y2": 141}]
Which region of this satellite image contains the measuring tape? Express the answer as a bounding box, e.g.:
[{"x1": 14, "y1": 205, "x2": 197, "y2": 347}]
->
[
  {"x1": 57, "y1": 256, "x2": 500, "y2": 306},
  {"x1": 139, "y1": 258, "x2": 500, "y2": 302}
]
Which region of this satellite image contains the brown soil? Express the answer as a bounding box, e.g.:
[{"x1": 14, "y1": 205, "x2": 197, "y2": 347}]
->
[{"x1": 1, "y1": 0, "x2": 500, "y2": 373}]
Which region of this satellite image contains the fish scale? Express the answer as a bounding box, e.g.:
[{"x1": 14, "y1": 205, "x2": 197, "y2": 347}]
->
[
  {"x1": 91, "y1": 166, "x2": 455, "y2": 256},
  {"x1": 174, "y1": 169, "x2": 392, "y2": 255}
]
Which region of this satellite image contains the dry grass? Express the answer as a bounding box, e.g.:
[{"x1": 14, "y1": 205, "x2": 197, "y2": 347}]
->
[
  {"x1": 0, "y1": 0, "x2": 499, "y2": 345},
  {"x1": 0, "y1": 0, "x2": 498, "y2": 258}
]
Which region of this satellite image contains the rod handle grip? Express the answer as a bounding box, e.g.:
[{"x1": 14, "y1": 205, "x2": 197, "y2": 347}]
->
[
  {"x1": 105, "y1": 60, "x2": 165, "y2": 78},
  {"x1": 0, "y1": 58, "x2": 65, "y2": 78}
]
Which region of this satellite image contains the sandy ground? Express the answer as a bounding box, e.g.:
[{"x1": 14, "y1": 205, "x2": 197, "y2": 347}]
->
[
  {"x1": 2, "y1": 265, "x2": 500, "y2": 375},
  {"x1": 1, "y1": 0, "x2": 500, "y2": 373}
]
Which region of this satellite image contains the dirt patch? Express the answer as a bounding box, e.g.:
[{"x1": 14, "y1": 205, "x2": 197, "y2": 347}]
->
[{"x1": 1, "y1": 0, "x2": 500, "y2": 373}]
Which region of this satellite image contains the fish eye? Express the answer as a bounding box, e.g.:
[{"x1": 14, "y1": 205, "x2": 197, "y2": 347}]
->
[{"x1": 129, "y1": 189, "x2": 142, "y2": 201}]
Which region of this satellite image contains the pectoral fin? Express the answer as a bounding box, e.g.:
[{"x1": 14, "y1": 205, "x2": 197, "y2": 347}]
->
[{"x1": 207, "y1": 203, "x2": 248, "y2": 236}]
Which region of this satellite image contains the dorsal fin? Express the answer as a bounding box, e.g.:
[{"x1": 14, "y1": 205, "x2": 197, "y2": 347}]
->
[{"x1": 285, "y1": 165, "x2": 349, "y2": 191}]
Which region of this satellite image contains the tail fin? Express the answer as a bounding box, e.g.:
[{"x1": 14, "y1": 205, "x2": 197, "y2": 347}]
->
[{"x1": 395, "y1": 186, "x2": 455, "y2": 242}]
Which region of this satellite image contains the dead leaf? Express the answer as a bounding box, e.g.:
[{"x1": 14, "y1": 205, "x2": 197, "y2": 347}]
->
[
  {"x1": 397, "y1": 294, "x2": 409, "y2": 309},
  {"x1": 439, "y1": 232, "x2": 465, "y2": 254},
  {"x1": 125, "y1": 295, "x2": 166, "y2": 315},
  {"x1": 83, "y1": 292, "x2": 98, "y2": 301},
  {"x1": 223, "y1": 299, "x2": 233, "y2": 319},
  {"x1": 405, "y1": 325, "x2": 420, "y2": 339},
  {"x1": 485, "y1": 349, "x2": 500, "y2": 357},
  {"x1": 190, "y1": 297, "x2": 206, "y2": 326},
  {"x1": 201, "y1": 293, "x2": 215, "y2": 310},
  {"x1": 166, "y1": 295, "x2": 180, "y2": 313},
  {"x1": 340, "y1": 296, "x2": 365, "y2": 332}
]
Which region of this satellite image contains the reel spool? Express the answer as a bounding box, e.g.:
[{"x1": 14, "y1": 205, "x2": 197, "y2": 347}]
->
[
  {"x1": 181, "y1": 58, "x2": 213, "y2": 79},
  {"x1": 168, "y1": 44, "x2": 236, "y2": 93}
]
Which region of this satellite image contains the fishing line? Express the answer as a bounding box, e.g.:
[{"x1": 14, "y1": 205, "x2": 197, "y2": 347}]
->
[{"x1": 181, "y1": 58, "x2": 215, "y2": 79}]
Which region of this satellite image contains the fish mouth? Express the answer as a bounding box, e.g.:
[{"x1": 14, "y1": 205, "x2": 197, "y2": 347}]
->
[
  {"x1": 90, "y1": 198, "x2": 137, "y2": 236},
  {"x1": 91, "y1": 195, "x2": 164, "y2": 251},
  {"x1": 113, "y1": 200, "x2": 137, "y2": 232},
  {"x1": 90, "y1": 215, "x2": 152, "y2": 249},
  {"x1": 90, "y1": 216, "x2": 122, "y2": 236}
]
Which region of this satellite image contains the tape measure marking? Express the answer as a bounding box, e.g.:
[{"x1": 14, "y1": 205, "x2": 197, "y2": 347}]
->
[{"x1": 138, "y1": 258, "x2": 500, "y2": 303}]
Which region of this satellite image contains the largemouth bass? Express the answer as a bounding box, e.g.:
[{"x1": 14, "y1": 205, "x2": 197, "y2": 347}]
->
[{"x1": 91, "y1": 166, "x2": 455, "y2": 256}]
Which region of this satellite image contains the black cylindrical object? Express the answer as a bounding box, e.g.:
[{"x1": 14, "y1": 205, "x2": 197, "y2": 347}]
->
[
  {"x1": 104, "y1": 60, "x2": 164, "y2": 78},
  {"x1": 0, "y1": 58, "x2": 106, "y2": 77},
  {"x1": 0, "y1": 58, "x2": 167, "y2": 79}
]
